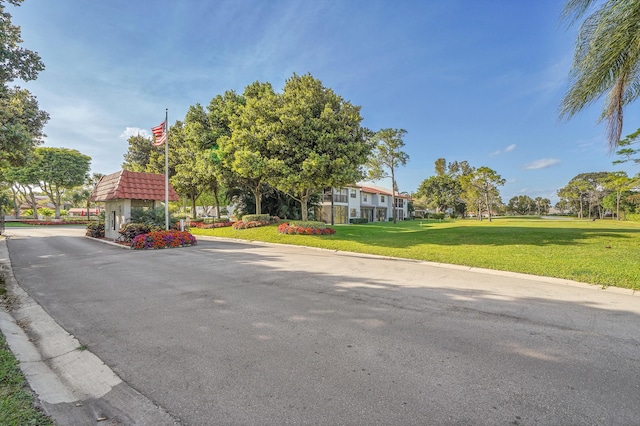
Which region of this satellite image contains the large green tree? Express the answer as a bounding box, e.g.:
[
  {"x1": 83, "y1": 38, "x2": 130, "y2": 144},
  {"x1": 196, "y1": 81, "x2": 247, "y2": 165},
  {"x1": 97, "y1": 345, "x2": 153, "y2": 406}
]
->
[
  {"x1": 218, "y1": 82, "x2": 281, "y2": 215},
  {"x1": 460, "y1": 166, "x2": 505, "y2": 221},
  {"x1": 0, "y1": 0, "x2": 48, "y2": 167},
  {"x1": 558, "y1": 172, "x2": 609, "y2": 219},
  {"x1": 507, "y1": 195, "x2": 534, "y2": 215},
  {"x1": 603, "y1": 171, "x2": 633, "y2": 220},
  {"x1": 122, "y1": 133, "x2": 154, "y2": 171},
  {"x1": 557, "y1": 178, "x2": 590, "y2": 218},
  {"x1": 65, "y1": 172, "x2": 104, "y2": 217},
  {"x1": 560, "y1": 0, "x2": 640, "y2": 150},
  {"x1": 534, "y1": 197, "x2": 551, "y2": 215},
  {"x1": 207, "y1": 90, "x2": 245, "y2": 151},
  {"x1": 3, "y1": 160, "x2": 39, "y2": 218},
  {"x1": 416, "y1": 175, "x2": 461, "y2": 214},
  {"x1": 367, "y1": 128, "x2": 409, "y2": 224},
  {"x1": 34, "y1": 147, "x2": 91, "y2": 218},
  {"x1": 0, "y1": 0, "x2": 44, "y2": 83},
  {"x1": 614, "y1": 127, "x2": 640, "y2": 167},
  {"x1": 271, "y1": 74, "x2": 371, "y2": 221},
  {"x1": 170, "y1": 106, "x2": 225, "y2": 219}
]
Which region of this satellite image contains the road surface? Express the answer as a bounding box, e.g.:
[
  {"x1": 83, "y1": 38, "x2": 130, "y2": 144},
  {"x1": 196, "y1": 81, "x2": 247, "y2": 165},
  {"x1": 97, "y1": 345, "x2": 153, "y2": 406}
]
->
[{"x1": 2, "y1": 226, "x2": 639, "y2": 425}]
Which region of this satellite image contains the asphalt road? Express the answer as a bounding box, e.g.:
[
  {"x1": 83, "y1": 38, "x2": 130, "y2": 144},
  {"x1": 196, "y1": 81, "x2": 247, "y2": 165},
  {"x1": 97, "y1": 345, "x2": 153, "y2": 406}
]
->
[{"x1": 3, "y1": 226, "x2": 640, "y2": 425}]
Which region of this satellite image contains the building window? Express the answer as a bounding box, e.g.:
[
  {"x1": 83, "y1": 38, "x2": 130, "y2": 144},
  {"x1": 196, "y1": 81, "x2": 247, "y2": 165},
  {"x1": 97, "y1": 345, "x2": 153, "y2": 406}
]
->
[
  {"x1": 333, "y1": 188, "x2": 348, "y2": 203},
  {"x1": 363, "y1": 194, "x2": 368, "y2": 202},
  {"x1": 380, "y1": 195, "x2": 385, "y2": 203},
  {"x1": 350, "y1": 189, "x2": 357, "y2": 198},
  {"x1": 350, "y1": 208, "x2": 357, "y2": 217}
]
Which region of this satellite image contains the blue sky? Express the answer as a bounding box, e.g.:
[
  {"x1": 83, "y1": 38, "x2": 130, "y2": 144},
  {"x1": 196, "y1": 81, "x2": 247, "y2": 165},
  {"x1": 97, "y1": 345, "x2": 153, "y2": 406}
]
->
[{"x1": 11, "y1": 0, "x2": 640, "y2": 203}]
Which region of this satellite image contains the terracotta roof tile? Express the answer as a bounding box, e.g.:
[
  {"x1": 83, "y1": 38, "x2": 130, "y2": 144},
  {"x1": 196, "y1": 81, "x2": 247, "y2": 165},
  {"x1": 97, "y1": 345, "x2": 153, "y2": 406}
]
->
[
  {"x1": 90, "y1": 170, "x2": 179, "y2": 202},
  {"x1": 356, "y1": 185, "x2": 411, "y2": 200}
]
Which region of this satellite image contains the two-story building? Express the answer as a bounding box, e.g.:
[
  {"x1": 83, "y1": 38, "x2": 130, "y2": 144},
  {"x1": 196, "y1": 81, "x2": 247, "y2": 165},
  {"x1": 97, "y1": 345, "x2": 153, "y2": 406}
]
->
[{"x1": 320, "y1": 185, "x2": 410, "y2": 224}]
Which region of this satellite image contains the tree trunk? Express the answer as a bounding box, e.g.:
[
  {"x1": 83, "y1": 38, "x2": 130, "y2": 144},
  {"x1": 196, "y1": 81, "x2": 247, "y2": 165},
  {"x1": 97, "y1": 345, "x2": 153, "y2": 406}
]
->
[
  {"x1": 391, "y1": 169, "x2": 397, "y2": 224},
  {"x1": 579, "y1": 197, "x2": 583, "y2": 219},
  {"x1": 213, "y1": 187, "x2": 221, "y2": 219},
  {"x1": 485, "y1": 193, "x2": 492, "y2": 222},
  {"x1": 54, "y1": 191, "x2": 61, "y2": 219},
  {"x1": 616, "y1": 191, "x2": 621, "y2": 220},
  {"x1": 28, "y1": 190, "x2": 38, "y2": 219},
  {"x1": 330, "y1": 188, "x2": 334, "y2": 226},
  {"x1": 11, "y1": 188, "x2": 19, "y2": 218},
  {"x1": 301, "y1": 194, "x2": 309, "y2": 221},
  {"x1": 191, "y1": 195, "x2": 197, "y2": 219},
  {"x1": 253, "y1": 184, "x2": 262, "y2": 215}
]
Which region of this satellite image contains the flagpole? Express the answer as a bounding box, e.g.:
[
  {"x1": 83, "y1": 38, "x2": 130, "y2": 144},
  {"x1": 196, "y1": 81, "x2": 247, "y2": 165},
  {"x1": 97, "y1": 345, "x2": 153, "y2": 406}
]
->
[{"x1": 164, "y1": 108, "x2": 169, "y2": 231}]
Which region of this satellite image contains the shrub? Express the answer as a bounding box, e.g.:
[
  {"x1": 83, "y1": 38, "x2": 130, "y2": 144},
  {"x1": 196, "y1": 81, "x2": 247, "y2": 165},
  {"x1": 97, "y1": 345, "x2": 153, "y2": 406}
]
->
[
  {"x1": 242, "y1": 214, "x2": 272, "y2": 223},
  {"x1": 119, "y1": 223, "x2": 159, "y2": 242},
  {"x1": 203, "y1": 217, "x2": 230, "y2": 224},
  {"x1": 86, "y1": 222, "x2": 105, "y2": 238},
  {"x1": 432, "y1": 213, "x2": 445, "y2": 220},
  {"x1": 131, "y1": 230, "x2": 197, "y2": 249},
  {"x1": 349, "y1": 218, "x2": 368, "y2": 224},
  {"x1": 190, "y1": 221, "x2": 233, "y2": 229},
  {"x1": 233, "y1": 220, "x2": 269, "y2": 229},
  {"x1": 130, "y1": 207, "x2": 177, "y2": 229},
  {"x1": 277, "y1": 222, "x2": 336, "y2": 235},
  {"x1": 39, "y1": 208, "x2": 54, "y2": 217},
  {"x1": 233, "y1": 216, "x2": 279, "y2": 230},
  {"x1": 288, "y1": 220, "x2": 327, "y2": 228}
]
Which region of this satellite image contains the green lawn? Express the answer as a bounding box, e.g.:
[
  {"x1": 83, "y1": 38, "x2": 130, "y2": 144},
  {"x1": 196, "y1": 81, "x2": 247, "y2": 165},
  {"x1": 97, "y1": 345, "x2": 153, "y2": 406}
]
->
[{"x1": 191, "y1": 217, "x2": 640, "y2": 290}]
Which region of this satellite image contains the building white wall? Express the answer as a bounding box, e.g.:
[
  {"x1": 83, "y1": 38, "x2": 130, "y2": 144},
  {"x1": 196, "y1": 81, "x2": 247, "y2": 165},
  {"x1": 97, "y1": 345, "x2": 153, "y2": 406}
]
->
[
  {"x1": 104, "y1": 199, "x2": 130, "y2": 240},
  {"x1": 321, "y1": 186, "x2": 410, "y2": 223}
]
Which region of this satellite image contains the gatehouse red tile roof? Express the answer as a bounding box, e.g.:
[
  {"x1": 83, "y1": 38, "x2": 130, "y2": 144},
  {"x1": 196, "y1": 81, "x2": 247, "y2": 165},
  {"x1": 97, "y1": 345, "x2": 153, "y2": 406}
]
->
[{"x1": 90, "y1": 170, "x2": 179, "y2": 202}]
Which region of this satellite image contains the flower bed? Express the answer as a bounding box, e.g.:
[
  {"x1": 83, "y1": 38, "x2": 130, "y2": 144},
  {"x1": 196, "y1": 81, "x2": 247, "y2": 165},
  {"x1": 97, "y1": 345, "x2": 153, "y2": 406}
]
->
[
  {"x1": 233, "y1": 220, "x2": 271, "y2": 229},
  {"x1": 131, "y1": 230, "x2": 197, "y2": 249},
  {"x1": 277, "y1": 222, "x2": 336, "y2": 235},
  {"x1": 190, "y1": 221, "x2": 234, "y2": 229}
]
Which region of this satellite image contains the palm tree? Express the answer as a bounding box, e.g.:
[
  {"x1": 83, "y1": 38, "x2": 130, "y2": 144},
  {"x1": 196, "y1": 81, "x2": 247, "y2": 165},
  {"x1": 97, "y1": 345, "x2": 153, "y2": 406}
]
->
[{"x1": 560, "y1": 0, "x2": 640, "y2": 151}]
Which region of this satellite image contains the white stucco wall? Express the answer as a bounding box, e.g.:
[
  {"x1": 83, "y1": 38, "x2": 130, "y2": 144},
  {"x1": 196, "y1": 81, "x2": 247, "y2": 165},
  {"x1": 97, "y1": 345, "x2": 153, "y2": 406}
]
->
[{"x1": 104, "y1": 199, "x2": 131, "y2": 240}]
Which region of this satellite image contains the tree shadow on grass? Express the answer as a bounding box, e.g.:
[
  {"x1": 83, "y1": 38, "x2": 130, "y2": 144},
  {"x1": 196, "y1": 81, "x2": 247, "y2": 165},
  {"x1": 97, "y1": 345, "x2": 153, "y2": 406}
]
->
[{"x1": 327, "y1": 225, "x2": 640, "y2": 248}]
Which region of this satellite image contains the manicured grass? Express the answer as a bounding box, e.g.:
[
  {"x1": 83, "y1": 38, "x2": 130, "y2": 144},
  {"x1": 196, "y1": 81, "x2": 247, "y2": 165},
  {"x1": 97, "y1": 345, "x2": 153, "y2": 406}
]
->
[
  {"x1": 4, "y1": 221, "x2": 88, "y2": 227},
  {"x1": 3, "y1": 222, "x2": 34, "y2": 227},
  {"x1": 191, "y1": 217, "x2": 640, "y2": 290},
  {"x1": 0, "y1": 333, "x2": 53, "y2": 425}
]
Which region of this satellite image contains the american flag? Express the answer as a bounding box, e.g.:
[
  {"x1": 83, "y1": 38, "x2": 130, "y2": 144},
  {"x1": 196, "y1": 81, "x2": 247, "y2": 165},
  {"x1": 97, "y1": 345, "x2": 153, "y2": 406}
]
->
[{"x1": 151, "y1": 121, "x2": 167, "y2": 146}]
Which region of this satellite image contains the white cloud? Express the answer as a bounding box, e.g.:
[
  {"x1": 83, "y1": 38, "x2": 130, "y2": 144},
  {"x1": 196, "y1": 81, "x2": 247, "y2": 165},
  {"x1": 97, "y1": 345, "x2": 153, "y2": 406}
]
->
[
  {"x1": 523, "y1": 158, "x2": 561, "y2": 170},
  {"x1": 491, "y1": 143, "x2": 516, "y2": 156},
  {"x1": 120, "y1": 127, "x2": 150, "y2": 139}
]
